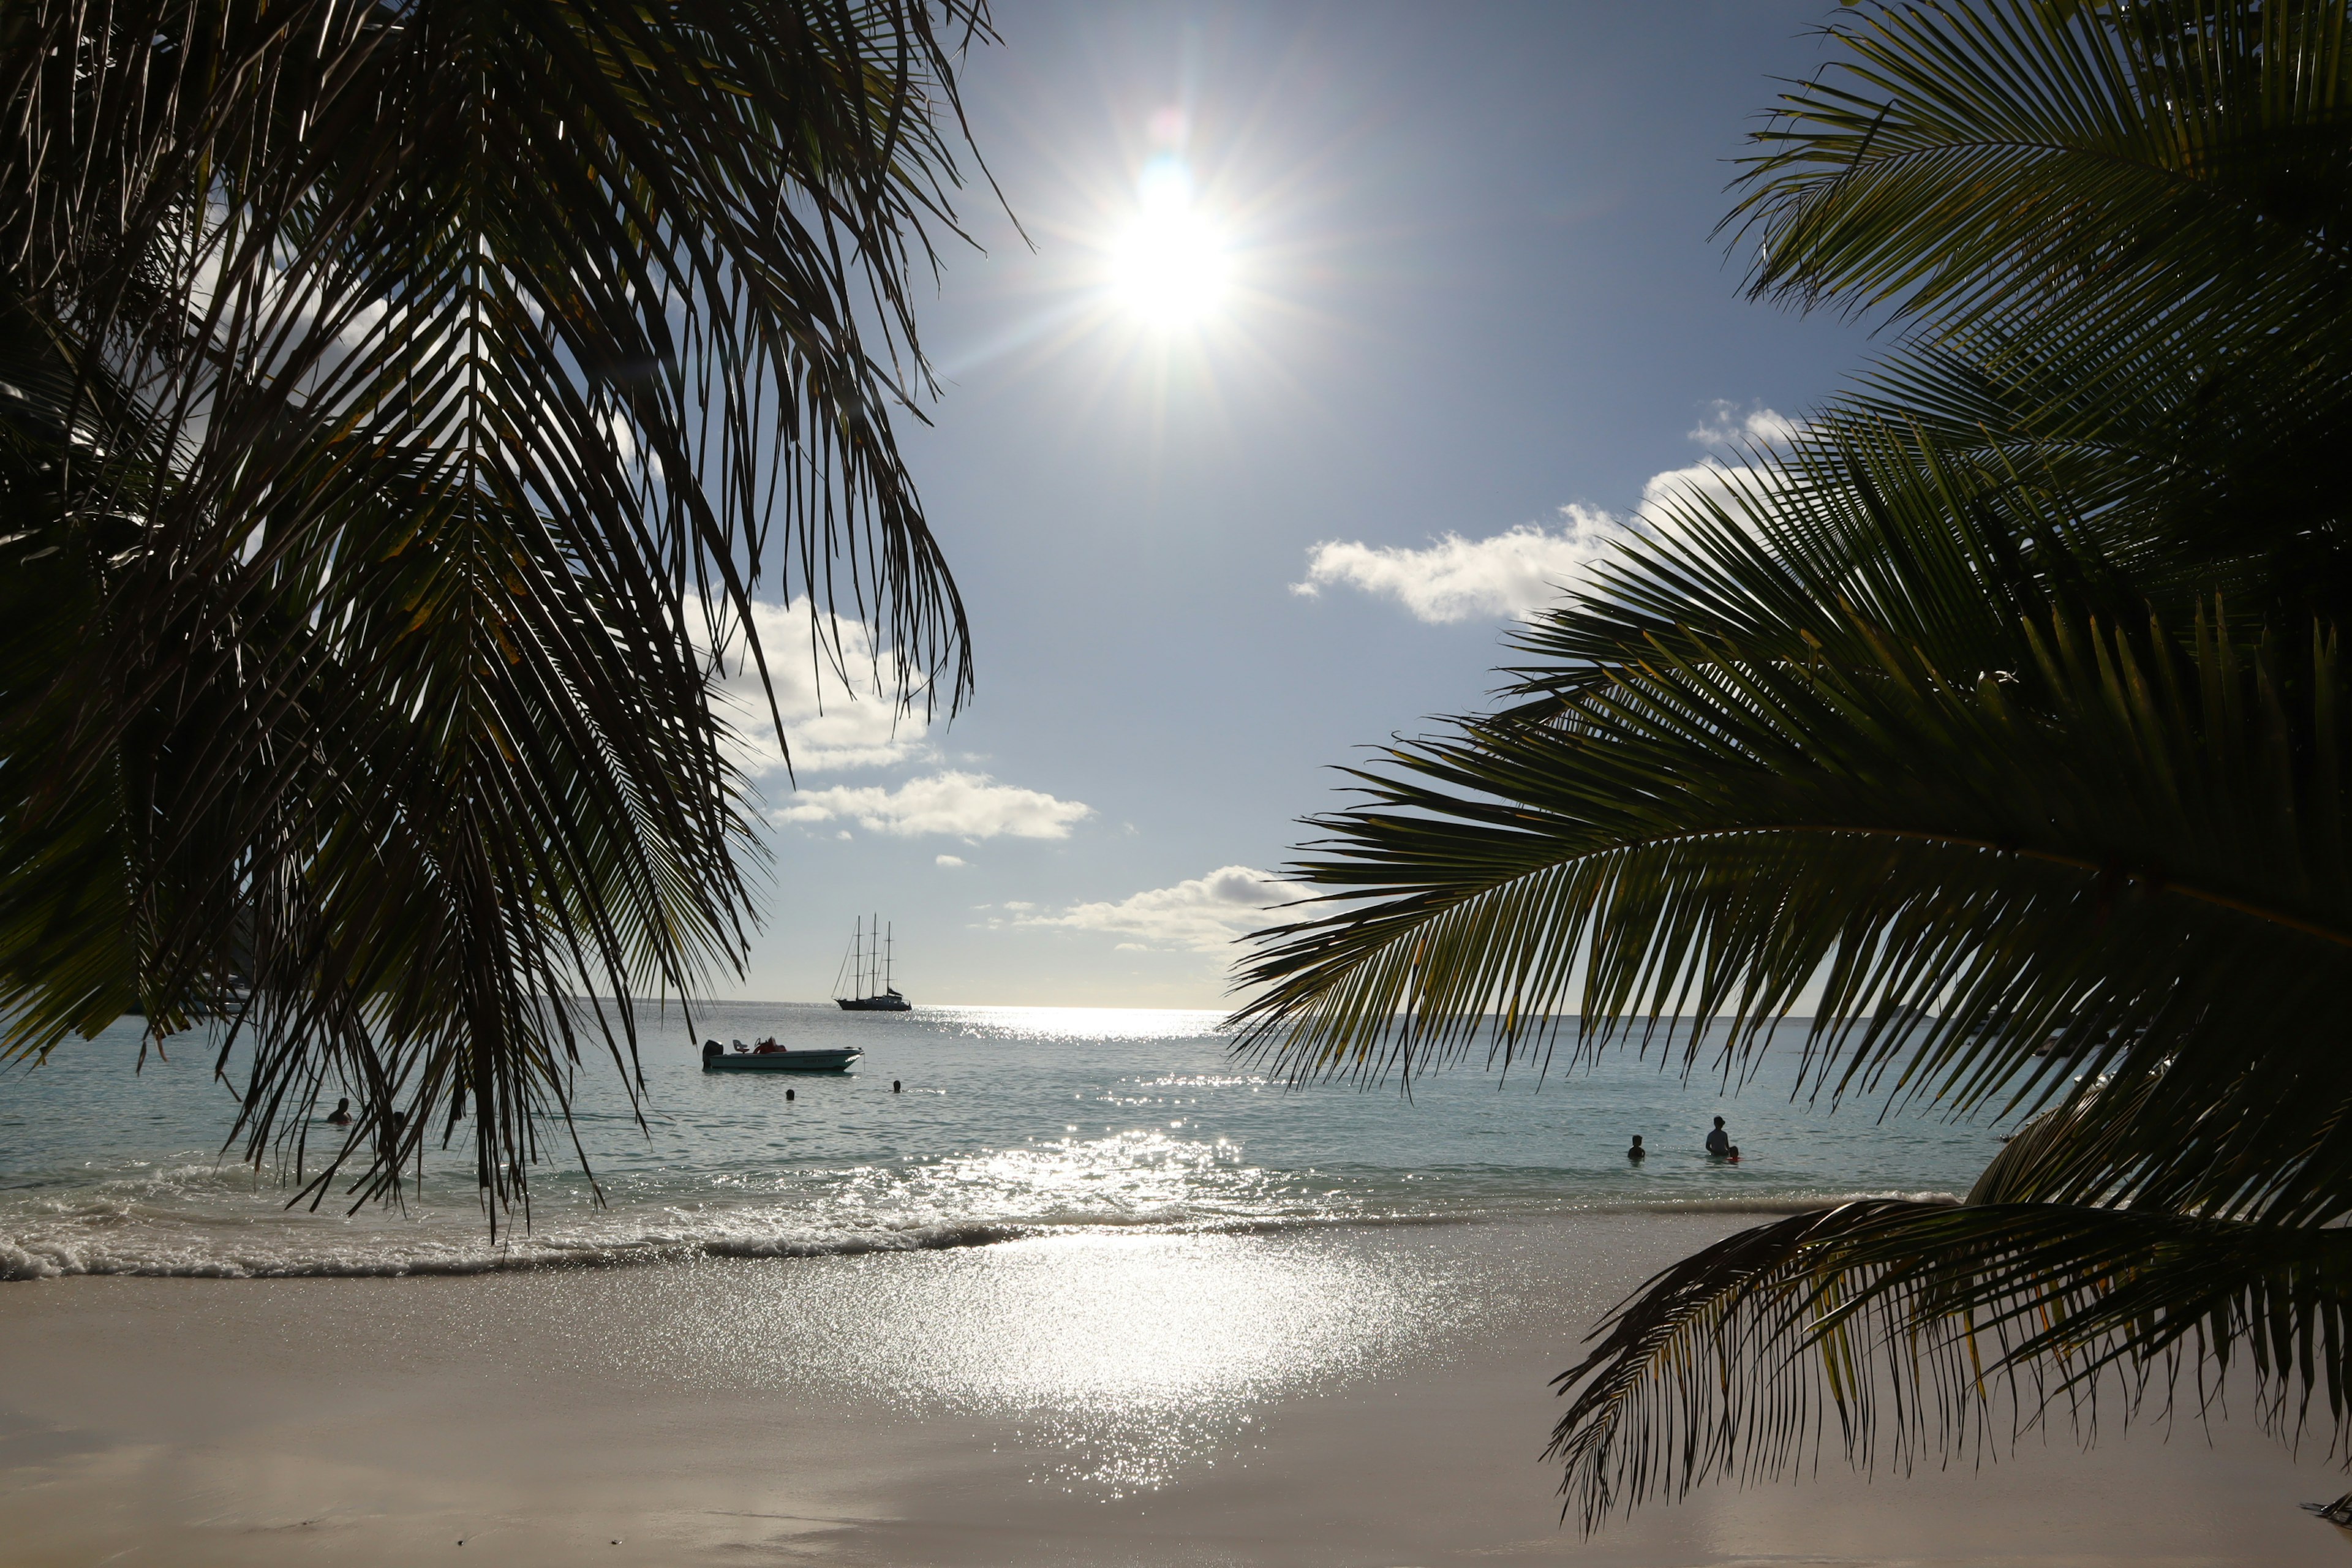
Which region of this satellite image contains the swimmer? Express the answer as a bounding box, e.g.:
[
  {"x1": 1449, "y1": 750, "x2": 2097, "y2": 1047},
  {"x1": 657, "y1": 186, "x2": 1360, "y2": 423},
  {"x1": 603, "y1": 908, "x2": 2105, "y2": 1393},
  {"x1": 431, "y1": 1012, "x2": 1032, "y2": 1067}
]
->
[
  {"x1": 1626, "y1": 1134, "x2": 1645, "y2": 1162},
  {"x1": 1705, "y1": 1116, "x2": 1732, "y2": 1158},
  {"x1": 326, "y1": 1097, "x2": 353, "y2": 1127}
]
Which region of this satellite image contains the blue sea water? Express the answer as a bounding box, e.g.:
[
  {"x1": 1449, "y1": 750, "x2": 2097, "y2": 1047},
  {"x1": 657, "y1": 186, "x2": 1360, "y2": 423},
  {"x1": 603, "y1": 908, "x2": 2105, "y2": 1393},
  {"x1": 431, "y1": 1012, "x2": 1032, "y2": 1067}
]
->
[{"x1": 0, "y1": 1003, "x2": 2003, "y2": 1280}]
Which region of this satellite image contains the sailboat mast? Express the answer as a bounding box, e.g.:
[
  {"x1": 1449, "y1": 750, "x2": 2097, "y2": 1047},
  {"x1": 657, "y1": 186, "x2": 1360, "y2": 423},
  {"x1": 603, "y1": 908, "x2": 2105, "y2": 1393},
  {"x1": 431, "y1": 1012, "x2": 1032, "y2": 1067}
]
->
[
  {"x1": 854, "y1": 917, "x2": 864, "y2": 999},
  {"x1": 885, "y1": 922, "x2": 894, "y2": 993}
]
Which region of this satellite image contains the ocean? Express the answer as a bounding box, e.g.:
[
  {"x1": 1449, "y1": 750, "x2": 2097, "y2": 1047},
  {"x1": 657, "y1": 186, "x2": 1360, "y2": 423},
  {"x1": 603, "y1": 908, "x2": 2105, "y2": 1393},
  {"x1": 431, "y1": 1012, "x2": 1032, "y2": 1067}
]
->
[{"x1": 1, "y1": 1003, "x2": 1999, "y2": 1282}]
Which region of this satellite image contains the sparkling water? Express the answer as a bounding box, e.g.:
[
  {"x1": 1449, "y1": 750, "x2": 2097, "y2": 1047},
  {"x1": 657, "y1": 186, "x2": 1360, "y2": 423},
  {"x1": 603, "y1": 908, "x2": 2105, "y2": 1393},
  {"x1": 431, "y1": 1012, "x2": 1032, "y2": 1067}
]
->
[{"x1": 0, "y1": 1003, "x2": 2000, "y2": 1280}]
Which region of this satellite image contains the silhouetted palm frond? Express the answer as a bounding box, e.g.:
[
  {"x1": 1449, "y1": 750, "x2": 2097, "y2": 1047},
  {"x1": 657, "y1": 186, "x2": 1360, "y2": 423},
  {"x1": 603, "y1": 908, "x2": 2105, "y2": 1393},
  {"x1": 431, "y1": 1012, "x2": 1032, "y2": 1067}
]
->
[
  {"x1": 1549, "y1": 1197, "x2": 2352, "y2": 1530},
  {"x1": 0, "y1": 0, "x2": 993, "y2": 1218},
  {"x1": 1228, "y1": 410, "x2": 2352, "y2": 1504},
  {"x1": 1231, "y1": 3, "x2": 2352, "y2": 1515},
  {"x1": 1732, "y1": 0, "x2": 2352, "y2": 612}
]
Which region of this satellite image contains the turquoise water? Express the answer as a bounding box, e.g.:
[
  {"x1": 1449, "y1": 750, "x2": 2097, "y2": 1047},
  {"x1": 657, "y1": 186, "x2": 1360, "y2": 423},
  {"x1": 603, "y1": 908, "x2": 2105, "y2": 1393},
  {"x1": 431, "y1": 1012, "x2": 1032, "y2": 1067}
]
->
[{"x1": 1, "y1": 1003, "x2": 2000, "y2": 1280}]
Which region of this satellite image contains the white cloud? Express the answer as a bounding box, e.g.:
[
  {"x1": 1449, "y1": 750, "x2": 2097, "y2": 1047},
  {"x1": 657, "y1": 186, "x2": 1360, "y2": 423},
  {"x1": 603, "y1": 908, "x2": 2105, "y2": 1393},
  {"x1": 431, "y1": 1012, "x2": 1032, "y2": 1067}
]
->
[
  {"x1": 1291, "y1": 505, "x2": 1619, "y2": 624},
  {"x1": 1687, "y1": 401, "x2": 1798, "y2": 448},
  {"x1": 1637, "y1": 458, "x2": 1771, "y2": 526},
  {"x1": 936, "y1": 854, "x2": 966, "y2": 868},
  {"x1": 776, "y1": 771, "x2": 1093, "y2": 840},
  {"x1": 1014, "y1": 865, "x2": 1314, "y2": 954},
  {"x1": 1293, "y1": 404, "x2": 1802, "y2": 624},
  {"x1": 1638, "y1": 405, "x2": 1801, "y2": 527},
  {"x1": 710, "y1": 598, "x2": 934, "y2": 777}
]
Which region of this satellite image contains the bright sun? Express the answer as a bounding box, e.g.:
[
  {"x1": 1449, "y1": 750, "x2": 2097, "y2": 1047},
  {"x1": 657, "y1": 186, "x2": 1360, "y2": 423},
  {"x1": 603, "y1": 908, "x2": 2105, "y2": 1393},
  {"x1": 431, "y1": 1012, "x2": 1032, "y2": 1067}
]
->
[{"x1": 1109, "y1": 155, "x2": 1230, "y2": 328}]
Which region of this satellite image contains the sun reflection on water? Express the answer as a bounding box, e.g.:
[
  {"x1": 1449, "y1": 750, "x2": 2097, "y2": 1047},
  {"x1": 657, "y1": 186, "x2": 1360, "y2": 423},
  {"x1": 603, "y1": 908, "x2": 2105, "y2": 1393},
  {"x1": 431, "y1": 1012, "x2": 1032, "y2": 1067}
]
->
[
  {"x1": 923, "y1": 1005, "x2": 1228, "y2": 1043},
  {"x1": 677, "y1": 1229, "x2": 1460, "y2": 1493},
  {"x1": 827, "y1": 1128, "x2": 1283, "y2": 1229}
]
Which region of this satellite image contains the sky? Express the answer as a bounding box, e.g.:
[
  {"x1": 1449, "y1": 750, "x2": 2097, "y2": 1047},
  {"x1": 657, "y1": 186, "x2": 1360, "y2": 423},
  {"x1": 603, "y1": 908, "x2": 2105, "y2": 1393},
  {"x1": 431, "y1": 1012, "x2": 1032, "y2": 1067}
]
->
[{"x1": 726, "y1": 2, "x2": 1878, "y2": 1009}]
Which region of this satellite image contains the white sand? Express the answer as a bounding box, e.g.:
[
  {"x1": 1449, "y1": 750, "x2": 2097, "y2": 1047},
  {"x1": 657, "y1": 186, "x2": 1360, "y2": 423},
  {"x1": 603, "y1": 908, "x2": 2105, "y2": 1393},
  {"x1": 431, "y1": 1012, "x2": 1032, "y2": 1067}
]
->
[{"x1": 2, "y1": 1214, "x2": 2345, "y2": 1566}]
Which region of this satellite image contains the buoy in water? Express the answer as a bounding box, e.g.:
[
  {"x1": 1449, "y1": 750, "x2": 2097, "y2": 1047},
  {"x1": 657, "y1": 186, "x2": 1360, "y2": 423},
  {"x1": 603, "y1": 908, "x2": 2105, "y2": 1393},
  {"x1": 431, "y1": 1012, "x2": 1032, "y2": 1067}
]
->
[{"x1": 785, "y1": 1088, "x2": 795, "y2": 1102}]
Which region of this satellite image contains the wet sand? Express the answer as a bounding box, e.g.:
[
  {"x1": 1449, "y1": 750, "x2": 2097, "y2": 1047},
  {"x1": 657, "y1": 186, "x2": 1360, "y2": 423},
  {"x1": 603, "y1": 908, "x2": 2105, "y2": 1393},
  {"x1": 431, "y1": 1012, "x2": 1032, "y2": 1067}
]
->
[{"x1": 2, "y1": 1213, "x2": 2346, "y2": 1566}]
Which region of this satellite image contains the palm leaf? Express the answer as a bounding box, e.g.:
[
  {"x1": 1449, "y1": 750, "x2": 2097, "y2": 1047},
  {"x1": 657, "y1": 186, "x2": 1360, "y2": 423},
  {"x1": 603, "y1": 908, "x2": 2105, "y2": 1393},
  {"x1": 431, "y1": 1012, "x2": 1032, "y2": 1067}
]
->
[
  {"x1": 1550, "y1": 1198, "x2": 2352, "y2": 1530},
  {"x1": 0, "y1": 1, "x2": 995, "y2": 1217},
  {"x1": 1729, "y1": 0, "x2": 2352, "y2": 612},
  {"x1": 1230, "y1": 0, "x2": 2352, "y2": 1522},
  {"x1": 1234, "y1": 422, "x2": 2352, "y2": 1226}
]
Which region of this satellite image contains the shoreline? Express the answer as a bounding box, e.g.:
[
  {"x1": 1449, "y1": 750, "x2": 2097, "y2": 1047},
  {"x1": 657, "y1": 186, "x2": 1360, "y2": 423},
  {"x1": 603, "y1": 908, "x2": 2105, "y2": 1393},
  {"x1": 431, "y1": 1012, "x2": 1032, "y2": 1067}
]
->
[
  {"x1": 3, "y1": 1210, "x2": 2345, "y2": 1566},
  {"x1": 1, "y1": 1189, "x2": 1971, "y2": 1283}
]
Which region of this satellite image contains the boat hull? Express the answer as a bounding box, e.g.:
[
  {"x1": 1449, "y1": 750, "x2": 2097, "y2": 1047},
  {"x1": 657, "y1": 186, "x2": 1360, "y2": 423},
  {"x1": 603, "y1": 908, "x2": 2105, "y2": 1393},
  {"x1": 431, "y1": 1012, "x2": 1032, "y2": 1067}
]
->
[
  {"x1": 703, "y1": 1048, "x2": 861, "y2": 1073},
  {"x1": 834, "y1": 995, "x2": 910, "y2": 1012}
]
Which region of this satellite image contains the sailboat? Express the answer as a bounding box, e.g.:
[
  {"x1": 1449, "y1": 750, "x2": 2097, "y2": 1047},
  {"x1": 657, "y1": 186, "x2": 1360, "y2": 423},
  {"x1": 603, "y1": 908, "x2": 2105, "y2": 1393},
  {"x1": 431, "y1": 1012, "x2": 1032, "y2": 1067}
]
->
[{"x1": 834, "y1": 914, "x2": 911, "y2": 1011}]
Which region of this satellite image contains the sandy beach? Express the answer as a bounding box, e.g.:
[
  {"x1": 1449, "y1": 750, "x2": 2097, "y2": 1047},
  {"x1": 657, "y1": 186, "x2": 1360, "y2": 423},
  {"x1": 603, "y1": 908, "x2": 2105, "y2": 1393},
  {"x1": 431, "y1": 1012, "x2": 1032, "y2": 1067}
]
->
[{"x1": 3, "y1": 1212, "x2": 2345, "y2": 1567}]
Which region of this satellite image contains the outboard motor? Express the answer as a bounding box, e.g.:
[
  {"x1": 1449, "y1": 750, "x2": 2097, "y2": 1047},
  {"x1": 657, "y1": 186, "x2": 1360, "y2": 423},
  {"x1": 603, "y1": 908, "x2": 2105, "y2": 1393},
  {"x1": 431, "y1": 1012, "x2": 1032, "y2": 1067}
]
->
[{"x1": 701, "y1": 1038, "x2": 722, "y2": 1062}]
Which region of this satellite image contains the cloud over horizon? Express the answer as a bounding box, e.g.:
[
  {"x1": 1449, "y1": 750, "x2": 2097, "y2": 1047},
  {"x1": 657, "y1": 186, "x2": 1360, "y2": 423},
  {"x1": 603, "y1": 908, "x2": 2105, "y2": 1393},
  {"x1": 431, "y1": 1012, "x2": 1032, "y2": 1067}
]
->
[
  {"x1": 1015, "y1": 864, "x2": 1314, "y2": 954},
  {"x1": 776, "y1": 771, "x2": 1093, "y2": 840}
]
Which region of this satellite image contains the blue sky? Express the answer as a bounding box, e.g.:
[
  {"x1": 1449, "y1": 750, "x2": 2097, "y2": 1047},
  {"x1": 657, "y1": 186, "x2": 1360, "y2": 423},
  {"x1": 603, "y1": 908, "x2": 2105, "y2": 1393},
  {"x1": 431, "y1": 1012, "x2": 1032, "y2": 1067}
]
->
[{"x1": 726, "y1": 2, "x2": 1876, "y2": 1009}]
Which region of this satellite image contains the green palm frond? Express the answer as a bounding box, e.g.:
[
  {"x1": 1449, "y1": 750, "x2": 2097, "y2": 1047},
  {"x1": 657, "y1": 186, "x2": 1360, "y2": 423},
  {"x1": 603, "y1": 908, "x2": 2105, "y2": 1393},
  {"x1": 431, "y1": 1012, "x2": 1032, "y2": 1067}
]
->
[
  {"x1": 1549, "y1": 1198, "x2": 2352, "y2": 1531},
  {"x1": 0, "y1": 1, "x2": 994, "y2": 1216}
]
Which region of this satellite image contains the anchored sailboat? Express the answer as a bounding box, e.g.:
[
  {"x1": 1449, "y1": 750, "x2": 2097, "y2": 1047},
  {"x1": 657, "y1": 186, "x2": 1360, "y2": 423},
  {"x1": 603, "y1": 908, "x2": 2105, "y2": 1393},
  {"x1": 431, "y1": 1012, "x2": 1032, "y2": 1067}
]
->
[{"x1": 834, "y1": 914, "x2": 911, "y2": 1011}]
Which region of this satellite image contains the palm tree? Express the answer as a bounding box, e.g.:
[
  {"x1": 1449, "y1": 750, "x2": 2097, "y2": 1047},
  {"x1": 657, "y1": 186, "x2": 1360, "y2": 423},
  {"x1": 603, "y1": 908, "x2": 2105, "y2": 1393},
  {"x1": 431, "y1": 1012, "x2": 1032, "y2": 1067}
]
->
[
  {"x1": 0, "y1": 1, "x2": 991, "y2": 1221},
  {"x1": 1229, "y1": 0, "x2": 2352, "y2": 1527}
]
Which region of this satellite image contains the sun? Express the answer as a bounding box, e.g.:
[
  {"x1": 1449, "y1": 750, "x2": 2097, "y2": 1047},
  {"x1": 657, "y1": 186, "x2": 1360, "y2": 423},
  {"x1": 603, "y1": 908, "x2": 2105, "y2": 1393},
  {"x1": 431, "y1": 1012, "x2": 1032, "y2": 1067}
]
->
[{"x1": 1107, "y1": 154, "x2": 1230, "y2": 328}]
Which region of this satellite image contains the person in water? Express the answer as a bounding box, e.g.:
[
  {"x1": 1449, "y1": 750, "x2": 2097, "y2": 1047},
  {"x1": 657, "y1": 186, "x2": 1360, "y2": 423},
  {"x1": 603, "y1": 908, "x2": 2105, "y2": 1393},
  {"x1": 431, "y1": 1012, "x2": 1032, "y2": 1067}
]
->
[
  {"x1": 1627, "y1": 1134, "x2": 1646, "y2": 1162},
  {"x1": 1705, "y1": 1116, "x2": 1740, "y2": 1160},
  {"x1": 326, "y1": 1097, "x2": 353, "y2": 1127}
]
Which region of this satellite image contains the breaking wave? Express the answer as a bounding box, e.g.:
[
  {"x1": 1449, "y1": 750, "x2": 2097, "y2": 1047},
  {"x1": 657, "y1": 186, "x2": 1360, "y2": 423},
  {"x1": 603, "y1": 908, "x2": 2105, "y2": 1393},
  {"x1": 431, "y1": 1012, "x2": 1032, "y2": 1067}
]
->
[{"x1": 0, "y1": 1189, "x2": 1968, "y2": 1281}]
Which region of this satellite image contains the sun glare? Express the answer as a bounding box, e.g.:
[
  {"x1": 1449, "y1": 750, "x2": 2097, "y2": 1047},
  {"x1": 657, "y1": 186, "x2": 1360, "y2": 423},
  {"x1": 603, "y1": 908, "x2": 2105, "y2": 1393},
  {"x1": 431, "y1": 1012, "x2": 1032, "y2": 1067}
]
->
[{"x1": 1109, "y1": 150, "x2": 1230, "y2": 328}]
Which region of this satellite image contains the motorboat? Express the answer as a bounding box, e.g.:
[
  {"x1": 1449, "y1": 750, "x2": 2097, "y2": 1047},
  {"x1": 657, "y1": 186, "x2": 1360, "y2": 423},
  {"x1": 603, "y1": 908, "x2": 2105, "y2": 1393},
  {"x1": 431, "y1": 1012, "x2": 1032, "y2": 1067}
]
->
[{"x1": 701, "y1": 1038, "x2": 861, "y2": 1073}]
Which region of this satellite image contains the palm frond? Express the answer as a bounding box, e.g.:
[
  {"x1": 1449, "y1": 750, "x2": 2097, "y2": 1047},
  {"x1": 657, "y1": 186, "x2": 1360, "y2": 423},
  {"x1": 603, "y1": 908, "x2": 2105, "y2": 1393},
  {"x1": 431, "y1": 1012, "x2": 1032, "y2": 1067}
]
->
[
  {"x1": 1232, "y1": 424, "x2": 2352, "y2": 1227},
  {"x1": 1550, "y1": 1198, "x2": 2352, "y2": 1531},
  {"x1": 1728, "y1": 0, "x2": 2352, "y2": 613},
  {"x1": 0, "y1": 1, "x2": 996, "y2": 1216},
  {"x1": 1228, "y1": 0, "x2": 2352, "y2": 1526},
  {"x1": 1733, "y1": 0, "x2": 2352, "y2": 343}
]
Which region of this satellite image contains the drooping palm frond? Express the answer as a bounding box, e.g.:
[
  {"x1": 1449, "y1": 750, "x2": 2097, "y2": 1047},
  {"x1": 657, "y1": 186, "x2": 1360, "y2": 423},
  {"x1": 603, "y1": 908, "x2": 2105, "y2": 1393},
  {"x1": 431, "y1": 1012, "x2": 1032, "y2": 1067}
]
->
[
  {"x1": 1727, "y1": 0, "x2": 2352, "y2": 612},
  {"x1": 0, "y1": 1, "x2": 994, "y2": 1216},
  {"x1": 1548, "y1": 1197, "x2": 2352, "y2": 1531}
]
